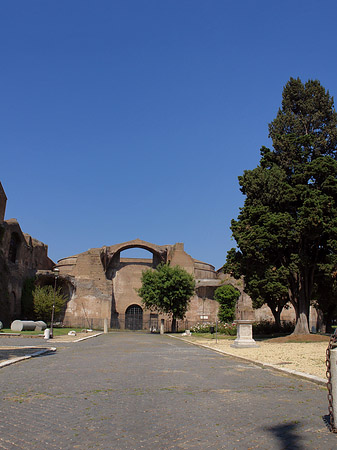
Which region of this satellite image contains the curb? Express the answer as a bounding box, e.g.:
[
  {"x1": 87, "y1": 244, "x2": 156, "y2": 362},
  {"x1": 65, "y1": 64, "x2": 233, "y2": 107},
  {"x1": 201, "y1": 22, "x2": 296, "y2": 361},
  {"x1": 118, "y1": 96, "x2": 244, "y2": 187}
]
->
[
  {"x1": 168, "y1": 335, "x2": 327, "y2": 386},
  {"x1": 73, "y1": 332, "x2": 103, "y2": 342},
  {"x1": 0, "y1": 347, "x2": 56, "y2": 369},
  {"x1": 47, "y1": 332, "x2": 104, "y2": 343}
]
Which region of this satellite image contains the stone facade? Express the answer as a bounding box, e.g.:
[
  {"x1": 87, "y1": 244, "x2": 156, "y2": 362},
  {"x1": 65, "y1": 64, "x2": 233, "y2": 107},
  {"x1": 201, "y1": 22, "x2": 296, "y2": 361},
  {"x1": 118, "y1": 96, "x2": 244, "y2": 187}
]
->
[
  {"x1": 0, "y1": 183, "x2": 54, "y2": 325},
  {"x1": 48, "y1": 239, "x2": 228, "y2": 329},
  {"x1": 41, "y1": 238, "x2": 318, "y2": 331}
]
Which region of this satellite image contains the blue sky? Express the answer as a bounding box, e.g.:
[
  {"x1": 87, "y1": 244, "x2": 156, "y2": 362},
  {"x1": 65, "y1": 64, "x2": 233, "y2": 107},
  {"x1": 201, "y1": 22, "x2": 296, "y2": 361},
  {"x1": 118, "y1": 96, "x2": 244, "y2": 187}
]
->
[{"x1": 1, "y1": 0, "x2": 337, "y2": 269}]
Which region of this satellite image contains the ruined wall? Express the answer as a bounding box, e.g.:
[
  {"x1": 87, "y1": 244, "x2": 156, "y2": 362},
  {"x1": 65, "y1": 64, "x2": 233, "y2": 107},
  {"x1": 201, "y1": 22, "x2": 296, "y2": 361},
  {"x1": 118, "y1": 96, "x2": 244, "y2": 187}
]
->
[
  {"x1": 61, "y1": 249, "x2": 112, "y2": 328},
  {"x1": 194, "y1": 260, "x2": 217, "y2": 279},
  {"x1": 0, "y1": 219, "x2": 54, "y2": 324},
  {"x1": 55, "y1": 240, "x2": 225, "y2": 328},
  {"x1": 167, "y1": 242, "x2": 194, "y2": 274},
  {"x1": 112, "y1": 259, "x2": 152, "y2": 315},
  {"x1": 0, "y1": 183, "x2": 54, "y2": 325}
]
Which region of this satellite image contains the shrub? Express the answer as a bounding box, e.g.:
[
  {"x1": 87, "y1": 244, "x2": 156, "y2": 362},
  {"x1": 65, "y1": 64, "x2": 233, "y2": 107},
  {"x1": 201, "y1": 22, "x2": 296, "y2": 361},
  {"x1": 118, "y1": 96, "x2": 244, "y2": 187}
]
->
[
  {"x1": 253, "y1": 320, "x2": 295, "y2": 335},
  {"x1": 214, "y1": 285, "x2": 240, "y2": 323},
  {"x1": 33, "y1": 285, "x2": 66, "y2": 322},
  {"x1": 190, "y1": 321, "x2": 237, "y2": 335}
]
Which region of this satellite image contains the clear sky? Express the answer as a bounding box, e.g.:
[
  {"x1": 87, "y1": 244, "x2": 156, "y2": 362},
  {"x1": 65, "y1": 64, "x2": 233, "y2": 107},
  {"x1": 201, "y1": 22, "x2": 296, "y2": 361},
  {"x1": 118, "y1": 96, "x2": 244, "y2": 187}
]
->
[{"x1": 1, "y1": 0, "x2": 337, "y2": 269}]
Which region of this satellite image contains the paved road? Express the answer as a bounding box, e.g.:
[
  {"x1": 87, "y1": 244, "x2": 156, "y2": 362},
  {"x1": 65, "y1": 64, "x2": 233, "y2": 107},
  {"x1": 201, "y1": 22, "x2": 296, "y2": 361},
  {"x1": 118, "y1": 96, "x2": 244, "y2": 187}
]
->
[{"x1": 0, "y1": 333, "x2": 335, "y2": 449}]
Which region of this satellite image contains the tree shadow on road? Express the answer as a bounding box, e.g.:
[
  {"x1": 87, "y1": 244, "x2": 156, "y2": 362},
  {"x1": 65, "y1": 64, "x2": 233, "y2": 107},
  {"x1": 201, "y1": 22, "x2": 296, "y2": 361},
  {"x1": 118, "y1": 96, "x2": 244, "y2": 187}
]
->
[{"x1": 264, "y1": 422, "x2": 304, "y2": 450}]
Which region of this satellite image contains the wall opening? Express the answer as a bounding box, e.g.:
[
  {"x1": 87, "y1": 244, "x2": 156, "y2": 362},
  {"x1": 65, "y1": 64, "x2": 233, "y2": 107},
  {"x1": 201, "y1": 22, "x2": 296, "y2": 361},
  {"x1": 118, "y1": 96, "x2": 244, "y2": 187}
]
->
[
  {"x1": 8, "y1": 232, "x2": 21, "y2": 263},
  {"x1": 125, "y1": 304, "x2": 143, "y2": 330},
  {"x1": 120, "y1": 247, "x2": 154, "y2": 263}
]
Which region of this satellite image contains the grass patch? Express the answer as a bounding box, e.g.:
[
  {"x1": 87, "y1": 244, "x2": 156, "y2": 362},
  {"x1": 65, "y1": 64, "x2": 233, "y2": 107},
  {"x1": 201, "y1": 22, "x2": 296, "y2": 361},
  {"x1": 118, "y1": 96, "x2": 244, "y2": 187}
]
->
[
  {"x1": 186, "y1": 332, "x2": 235, "y2": 340},
  {"x1": 0, "y1": 327, "x2": 87, "y2": 336}
]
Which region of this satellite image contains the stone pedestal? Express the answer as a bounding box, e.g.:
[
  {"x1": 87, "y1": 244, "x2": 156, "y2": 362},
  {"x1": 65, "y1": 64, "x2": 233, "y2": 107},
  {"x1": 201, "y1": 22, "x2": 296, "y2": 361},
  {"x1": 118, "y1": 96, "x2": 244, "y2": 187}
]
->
[{"x1": 231, "y1": 320, "x2": 259, "y2": 348}]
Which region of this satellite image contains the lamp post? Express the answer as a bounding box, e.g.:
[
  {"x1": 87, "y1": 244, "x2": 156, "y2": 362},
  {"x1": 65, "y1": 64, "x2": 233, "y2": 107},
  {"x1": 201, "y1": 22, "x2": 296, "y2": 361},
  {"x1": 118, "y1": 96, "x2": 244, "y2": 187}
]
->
[{"x1": 50, "y1": 267, "x2": 60, "y2": 338}]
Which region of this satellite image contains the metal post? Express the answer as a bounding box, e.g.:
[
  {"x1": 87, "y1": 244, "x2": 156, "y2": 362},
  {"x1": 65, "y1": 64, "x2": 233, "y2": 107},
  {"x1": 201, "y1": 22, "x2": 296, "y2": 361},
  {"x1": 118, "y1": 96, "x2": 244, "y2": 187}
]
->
[
  {"x1": 216, "y1": 320, "x2": 218, "y2": 344},
  {"x1": 331, "y1": 348, "x2": 337, "y2": 429}
]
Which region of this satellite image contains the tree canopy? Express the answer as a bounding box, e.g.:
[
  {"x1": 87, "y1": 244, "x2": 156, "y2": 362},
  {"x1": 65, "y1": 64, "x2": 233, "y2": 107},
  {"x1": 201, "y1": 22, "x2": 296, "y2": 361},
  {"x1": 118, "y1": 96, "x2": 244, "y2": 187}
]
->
[
  {"x1": 224, "y1": 78, "x2": 337, "y2": 334},
  {"x1": 33, "y1": 285, "x2": 66, "y2": 322},
  {"x1": 214, "y1": 284, "x2": 240, "y2": 324},
  {"x1": 138, "y1": 263, "x2": 195, "y2": 332}
]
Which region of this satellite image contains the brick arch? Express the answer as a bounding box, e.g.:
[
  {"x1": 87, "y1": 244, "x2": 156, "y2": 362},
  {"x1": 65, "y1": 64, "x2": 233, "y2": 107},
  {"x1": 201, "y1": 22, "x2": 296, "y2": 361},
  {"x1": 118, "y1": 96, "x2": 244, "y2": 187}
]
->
[
  {"x1": 104, "y1": 239, "x2": 168, "y2": 278},
  {"x1": 110, "y1": 239, "x2": 167, "y2": 259}
]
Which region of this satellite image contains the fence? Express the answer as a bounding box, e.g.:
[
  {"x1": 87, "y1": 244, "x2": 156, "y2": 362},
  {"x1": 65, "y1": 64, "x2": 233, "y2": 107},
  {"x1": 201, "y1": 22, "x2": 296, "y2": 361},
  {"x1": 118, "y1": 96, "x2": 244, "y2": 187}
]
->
[
  {"x1": 60, "y1": 316, "x2": 295, "y2": 334},
  {"x1": 61, "y1": 314, "x2": 200, "y2": 333}
]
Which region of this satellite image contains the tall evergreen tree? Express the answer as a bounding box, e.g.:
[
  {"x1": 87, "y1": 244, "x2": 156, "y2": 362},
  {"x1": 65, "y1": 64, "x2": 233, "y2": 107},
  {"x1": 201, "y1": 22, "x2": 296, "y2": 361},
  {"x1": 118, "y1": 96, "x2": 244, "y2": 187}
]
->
[{"x1": 225, "y1": 78, "x2": 337, "y2": 334}]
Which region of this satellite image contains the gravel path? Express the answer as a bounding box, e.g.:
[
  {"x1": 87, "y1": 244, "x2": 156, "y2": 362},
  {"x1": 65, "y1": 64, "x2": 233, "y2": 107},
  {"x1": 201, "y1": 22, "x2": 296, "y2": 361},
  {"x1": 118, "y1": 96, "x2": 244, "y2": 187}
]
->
[{"x1": 181, "y1": 336, "x2": 329, "y2": 379}]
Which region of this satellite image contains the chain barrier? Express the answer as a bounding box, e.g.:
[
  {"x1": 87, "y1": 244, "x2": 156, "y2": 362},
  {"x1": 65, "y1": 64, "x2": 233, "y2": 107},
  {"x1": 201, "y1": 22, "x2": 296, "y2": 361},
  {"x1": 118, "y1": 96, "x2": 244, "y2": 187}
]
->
[{"x1": 326, "y1": 328, "x2": 337, "y2": 432}]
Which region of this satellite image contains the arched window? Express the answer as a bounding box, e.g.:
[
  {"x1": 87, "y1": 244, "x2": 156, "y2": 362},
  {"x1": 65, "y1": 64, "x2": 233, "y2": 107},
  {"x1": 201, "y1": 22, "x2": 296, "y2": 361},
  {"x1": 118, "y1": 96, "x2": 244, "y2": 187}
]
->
[{"x1": 8, "y1": 232, "x2": 20, "y2": 263}]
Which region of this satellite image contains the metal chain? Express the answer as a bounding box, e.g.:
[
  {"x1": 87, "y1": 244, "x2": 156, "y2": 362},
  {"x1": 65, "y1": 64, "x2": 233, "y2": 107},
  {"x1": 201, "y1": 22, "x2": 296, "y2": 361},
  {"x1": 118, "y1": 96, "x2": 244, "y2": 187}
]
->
[{"x1": 326, "y1": 328, "x2": 337, "y2": 432}]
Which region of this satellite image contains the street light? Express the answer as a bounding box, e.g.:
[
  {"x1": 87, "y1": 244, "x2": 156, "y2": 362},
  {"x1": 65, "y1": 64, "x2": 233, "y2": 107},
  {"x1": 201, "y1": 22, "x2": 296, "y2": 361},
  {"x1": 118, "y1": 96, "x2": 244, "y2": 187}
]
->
[{"x1": 50, "y1": 267, "x2": 60, "y2": 338}]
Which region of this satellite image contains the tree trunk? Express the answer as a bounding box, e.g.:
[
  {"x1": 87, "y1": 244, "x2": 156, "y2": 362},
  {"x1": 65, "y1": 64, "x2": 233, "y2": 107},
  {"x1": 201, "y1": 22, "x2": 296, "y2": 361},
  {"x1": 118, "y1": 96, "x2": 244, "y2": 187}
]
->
[
  {"x1": 292, "y1": 294, "x2": 310, "y2": 335},
  {"x1": 270, "y1": 307, "x2": 282, "y2": 330},
  {"x1": 171, "y1": 317, "x2": 177, "y2": 333},
  {"x1": 325, "y1": 304, "x2": 336, "y2": 334}
]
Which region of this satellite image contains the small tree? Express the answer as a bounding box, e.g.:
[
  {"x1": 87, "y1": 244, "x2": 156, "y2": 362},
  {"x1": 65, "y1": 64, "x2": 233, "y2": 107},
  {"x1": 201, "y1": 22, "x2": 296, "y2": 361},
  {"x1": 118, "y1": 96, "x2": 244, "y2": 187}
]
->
[
  {"x1": 33, "y1": 285, "x2": 66, "y2": 323},
  {"x1": 138, "y1": 263, "x2": 195, "y2": 332},
  {"x1": 214, "y1": 285, "x2": 240, "y2": 323}
]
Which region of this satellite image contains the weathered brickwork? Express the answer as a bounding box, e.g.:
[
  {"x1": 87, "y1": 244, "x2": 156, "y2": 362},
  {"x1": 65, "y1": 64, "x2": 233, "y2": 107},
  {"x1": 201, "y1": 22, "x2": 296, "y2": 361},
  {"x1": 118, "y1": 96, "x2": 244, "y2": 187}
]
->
[
  {"x1": 50, "y1": 239, "x2": 247, "y2": 329},
  {"x1": 0, "y1": 183, "x2": 54, "y2": 325}
]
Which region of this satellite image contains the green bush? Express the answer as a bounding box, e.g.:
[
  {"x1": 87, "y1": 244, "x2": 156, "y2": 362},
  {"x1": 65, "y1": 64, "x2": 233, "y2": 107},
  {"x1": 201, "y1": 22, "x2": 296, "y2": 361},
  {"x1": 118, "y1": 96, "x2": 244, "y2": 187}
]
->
[
  {"x1": 252, "y1": 320, "x2": 295, "y2": 335},
  {"x1": 33, "y1": 285, "x2": 66, "y2": 322},
  {"x1": 214, "y1": 285, "x2": 240, "y2": 323},
  {"x1": 190, "y1": 322, "x2": 237, "y2": 335}
]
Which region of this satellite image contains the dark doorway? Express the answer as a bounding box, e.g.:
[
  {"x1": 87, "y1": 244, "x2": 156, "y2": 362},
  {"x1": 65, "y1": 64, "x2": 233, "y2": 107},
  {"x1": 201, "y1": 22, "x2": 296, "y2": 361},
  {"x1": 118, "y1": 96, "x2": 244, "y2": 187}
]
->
[
  {"x1": 125, "y1": 304, "x2": 143, "y2": 330},
  {"x1": 8, "y1": 232, "x2": 20, "y2": 263}
]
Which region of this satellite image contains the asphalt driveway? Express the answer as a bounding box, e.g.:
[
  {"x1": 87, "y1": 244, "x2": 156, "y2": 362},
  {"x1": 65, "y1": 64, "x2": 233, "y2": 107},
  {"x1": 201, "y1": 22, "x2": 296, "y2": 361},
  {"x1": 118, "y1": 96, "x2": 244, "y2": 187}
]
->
[{"x1": 0, "y1": 332, "x2": 335, "y2": 449}]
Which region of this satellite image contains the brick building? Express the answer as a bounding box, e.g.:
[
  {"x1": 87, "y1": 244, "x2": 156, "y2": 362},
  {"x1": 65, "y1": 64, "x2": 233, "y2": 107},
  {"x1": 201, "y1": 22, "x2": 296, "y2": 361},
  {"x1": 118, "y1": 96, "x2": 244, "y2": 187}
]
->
[{"x1": 41, "y1": 239, "x2": 226, "y2": 330}]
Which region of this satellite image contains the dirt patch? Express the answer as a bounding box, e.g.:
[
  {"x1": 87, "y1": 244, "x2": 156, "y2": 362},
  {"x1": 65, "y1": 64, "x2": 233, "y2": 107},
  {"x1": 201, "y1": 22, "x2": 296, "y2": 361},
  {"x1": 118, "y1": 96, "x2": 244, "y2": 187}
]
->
[
  {"x1": 264, "y1": 334, "x2": 330, "y2": 343},
  {"x1": 51, "y1": 331, "x2": 100, "y2": 342}
]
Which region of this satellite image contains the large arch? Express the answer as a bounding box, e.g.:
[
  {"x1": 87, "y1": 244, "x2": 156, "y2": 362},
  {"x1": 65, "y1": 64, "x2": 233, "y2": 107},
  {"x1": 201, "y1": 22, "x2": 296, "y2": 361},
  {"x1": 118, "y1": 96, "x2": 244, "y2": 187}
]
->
[
  {"x1": 103, "y1": 239, "x2": 168, "y2": 280},
  {"x1": 101, "y1": 240, "x2": 168, "y2": 330}
]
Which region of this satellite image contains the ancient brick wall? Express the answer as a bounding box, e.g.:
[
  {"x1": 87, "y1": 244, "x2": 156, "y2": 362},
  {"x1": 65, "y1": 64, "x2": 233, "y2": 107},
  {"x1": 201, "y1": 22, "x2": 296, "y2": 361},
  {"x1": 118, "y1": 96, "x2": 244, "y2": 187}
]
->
[{"x1": 0, "y1": 183, "x2": 54, "y2": 325}]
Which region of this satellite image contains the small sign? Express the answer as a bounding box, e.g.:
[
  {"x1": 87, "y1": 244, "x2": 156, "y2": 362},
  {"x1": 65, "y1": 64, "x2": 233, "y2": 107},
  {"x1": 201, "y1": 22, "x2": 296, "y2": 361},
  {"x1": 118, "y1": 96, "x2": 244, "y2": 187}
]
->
[{"x1": 200, "y1": 315, "x2": 208, "y2": 320}]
